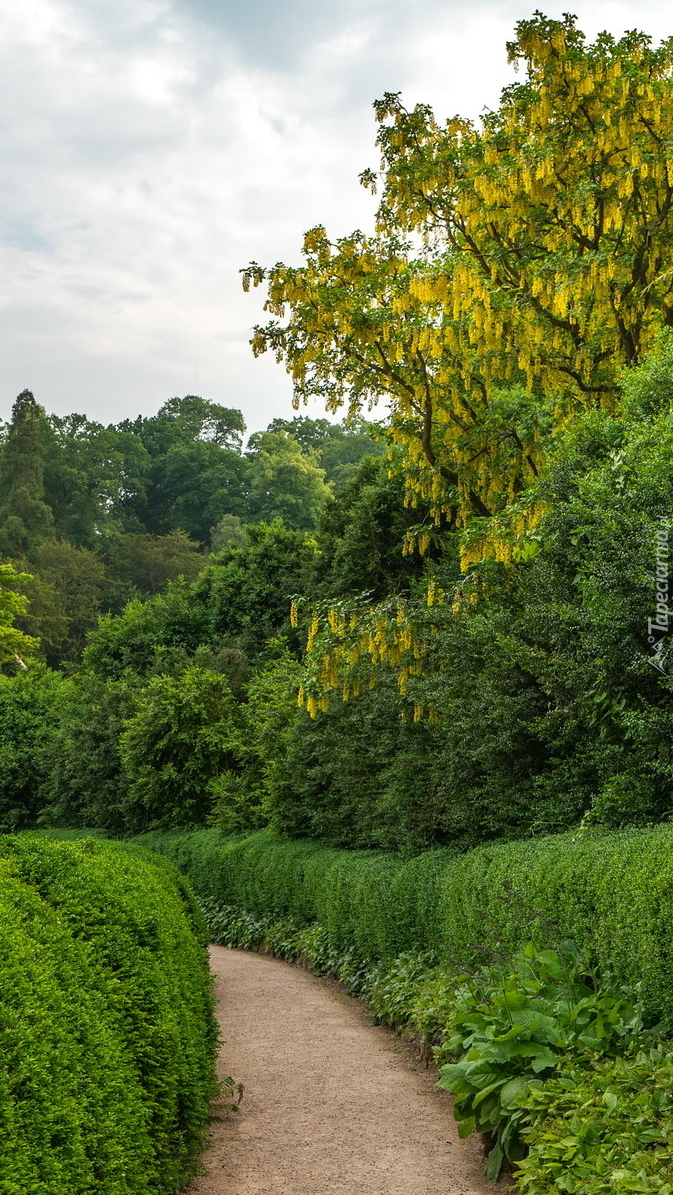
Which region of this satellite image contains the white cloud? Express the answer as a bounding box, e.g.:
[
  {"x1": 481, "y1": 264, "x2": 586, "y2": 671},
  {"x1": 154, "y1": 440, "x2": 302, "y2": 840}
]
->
[{"x1": 0, "y1": 1, "x2": 671, "y2": 431}]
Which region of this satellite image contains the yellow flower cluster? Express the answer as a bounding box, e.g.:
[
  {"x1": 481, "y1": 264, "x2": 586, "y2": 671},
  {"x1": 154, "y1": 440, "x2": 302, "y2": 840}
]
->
[
  {"x1": 249, "y1": 15, "x2": 673, "y2": 706},
  {"x1": 297, "y1": 598, "x2": 430, "y2": 716}
]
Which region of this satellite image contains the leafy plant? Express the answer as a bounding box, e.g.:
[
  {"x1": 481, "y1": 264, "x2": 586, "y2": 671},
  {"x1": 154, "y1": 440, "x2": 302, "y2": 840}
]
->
[
  {"x1": 365, "y1": 952, "x2": 440, "y2": 1028},
  {"x1": 436, "y1": 942, "x2": 640, "y2": 1180},
  {"x1": 213, "y1": 1075, "x2": 245, "y2": 1115},
  {"x1": 515, "y1": 1047, "x2": 673, "y2": 1194}
]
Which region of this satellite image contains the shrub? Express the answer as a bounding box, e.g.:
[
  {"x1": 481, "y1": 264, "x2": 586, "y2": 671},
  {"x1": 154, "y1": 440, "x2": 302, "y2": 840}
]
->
[
  {"x1": 0, "y1": 835, "x2": 217, "y2": 1195},
  {"x1": 136, "y1": 823, "x2": 673, "y2": 1026},
  {"x1": 436, "y1": 942, "x2": 640, "y2": 1180},
  {"x1": 515, "y1": 1047, "x2": 673, "y2": 1194}
]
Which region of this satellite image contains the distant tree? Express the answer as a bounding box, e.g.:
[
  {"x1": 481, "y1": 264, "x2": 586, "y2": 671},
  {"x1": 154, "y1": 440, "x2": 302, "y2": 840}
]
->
[
  {"x1": 85, "y1": 521, "x2": 317, "y2": 679},
  {"x1": 119, "y1": 667, "x2": 241, "y2": 830},
  {"x1": 265, "y1": 415, "x2": 383, "y2": 486},
  {"x1": 43, "y1": 414, "x2": 150, "y2": 547},
  {"x1": 12, "y1": 541, "x2": 106, "y2": 668},
  {"x1": 195, "y1": 520, "x2": 318, "y2": 654},
  {"x1": 0, "y1": 665, "x2": 63, "y2": 830},
  {"x1": 209, "y1": 514, "x2": 246, "y2": 552},
  {"x1": 210, "y1": 644, "x2": 302, "y2": 834},
  {"x1": 142, "y1": 440, "x2": 250, "y2": 540},
  {"x1": 312, "y1": 455, "x2": 436, "y2": 600},
  {"x1": 117, "y1": 398, "x2": 250, "y2": 539},
  {"x1": 125, "y1": 395, "x2": 246, "y2": 454},
  {"x1": 0, "y1": 391, "x2": 53, "y2": 557},
  {"x1": 103, "y1": 529, "x2": 204, "y2": 597},
  {"x1": 29, "y1": 541, "x2": 107, "y2": 666},
  {"x1": 0, "y1": 562, "x2": 40, "y2": 667},
  {"x1": 40, "y1": 672, "x2": 138, "y2": 831},
  {"x1": 246, "y1": 430, "x2": 330, "y2": 529},
  {"x1": 83, "y1": 581, "x2": 207, "y2": 681},
  {"x1": 13, "y1": 572, "x2": 68, "y2": 663}
]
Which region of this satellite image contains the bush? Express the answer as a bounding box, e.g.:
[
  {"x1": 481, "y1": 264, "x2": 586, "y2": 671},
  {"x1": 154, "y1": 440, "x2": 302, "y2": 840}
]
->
[
  {"x1": 119, "y1": 667, "x2": 241, "y2": 829},
  {"x1": 0, "y1": 835, "x2": 217, "y2": 1195},
  {"x1": 436, "y1": 942, "x2": 640, "y2": 1180},
  {"x1": 155, "y1": 826, "x2": 673, "y2": 1194},
  {"x1": 515, "y1": 1048, "x2": 673, "y2": 1194},
  {"x1": 138, "y1": 822, "x2": 673, "y2": 1028},
  {"x1": 0, "y1": 665, "x2": 62, "y2": 831},
  {"x1": 135, "y1": 828, "x2": 460, "y2": 961}
]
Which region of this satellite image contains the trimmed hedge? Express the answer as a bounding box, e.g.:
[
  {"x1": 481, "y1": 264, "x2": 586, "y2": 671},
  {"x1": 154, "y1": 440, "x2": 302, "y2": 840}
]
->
[
  {"x1": 0, "y1": 835, "x2": 217, "y2": 1195},
  {"x1": 137, "y1": 824, "x2": 673, "y2": 1025}
]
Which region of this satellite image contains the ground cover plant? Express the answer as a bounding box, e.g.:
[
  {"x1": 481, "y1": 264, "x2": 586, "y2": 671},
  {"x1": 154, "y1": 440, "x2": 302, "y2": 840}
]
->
[{"x1": 0, "y1": 835, "x2": 217, "y2": 1195}]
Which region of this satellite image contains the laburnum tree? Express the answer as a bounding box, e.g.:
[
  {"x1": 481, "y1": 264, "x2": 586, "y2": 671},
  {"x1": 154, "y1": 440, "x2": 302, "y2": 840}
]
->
[
  {"x1": 245, "y1": 12, "x2": 673, "y2": 713},
  {"x1": 244, "y1": 13, "x2": 673, "y2": 562}
]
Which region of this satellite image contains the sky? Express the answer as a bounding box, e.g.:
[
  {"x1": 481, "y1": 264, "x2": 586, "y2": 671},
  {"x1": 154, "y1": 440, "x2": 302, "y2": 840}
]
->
[{"x1": 1, "y1": 1, "x2": 673, "y2": 434}]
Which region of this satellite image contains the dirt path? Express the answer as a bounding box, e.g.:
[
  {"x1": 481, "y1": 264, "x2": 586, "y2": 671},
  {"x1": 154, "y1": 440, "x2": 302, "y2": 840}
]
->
[{"x1": 184, "y1": 946, "x2": 498, "y2": 1195}]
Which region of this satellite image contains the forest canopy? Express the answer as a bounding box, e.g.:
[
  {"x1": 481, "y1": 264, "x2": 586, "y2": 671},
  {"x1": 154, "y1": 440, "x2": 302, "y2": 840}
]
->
[{"x1": 0, "y1": 391, "x2": 381, "y2": 665}]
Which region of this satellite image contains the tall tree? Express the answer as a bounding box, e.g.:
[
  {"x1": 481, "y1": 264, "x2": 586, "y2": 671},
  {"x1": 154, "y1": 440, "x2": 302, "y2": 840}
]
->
[
  {"x1": 0, "y1": 391, "x2": 53, "y2": 557},
  {"x1": 104, "y1": 529, "x2": 205, "y2": 597},
  {"x1": 246, "y1": 430, "x2": 331, "y2": 530},
  {"x1": 118, "y1": 396, "x2": 249, "y2": 540},
  {"x1": 13, "y1": 542, "x2": 107, "y2": 669},
  {"x1": 124, "y1": 395, "x2": 246, "y2": 456},
  {"x1": 245, "y1": 15, "x2": 673, "y2": 554},
  {"x1": 265, "y1": 415, "x2": 384, "y2": 486},
  {"x1": 0, "y1": 563, "x2": 39, "y2": 667},
  {"x1": 43, "y1": 414, "x2": 150, "y2": 547}
]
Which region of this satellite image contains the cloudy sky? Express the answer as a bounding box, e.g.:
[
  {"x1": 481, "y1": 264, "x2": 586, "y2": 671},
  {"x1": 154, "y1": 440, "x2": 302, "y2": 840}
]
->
[{"x1": 1, "y1": 0, "x2": 672, "y2": 434}]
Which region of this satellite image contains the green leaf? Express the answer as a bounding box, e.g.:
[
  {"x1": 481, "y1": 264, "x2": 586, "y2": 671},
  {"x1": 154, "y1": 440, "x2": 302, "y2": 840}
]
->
[
  {"x1": 485, "y1": 1142, "x2": 504, "y2": 1182},
  {"x1": 457, "y1": 1116, "x2": 476, "y2": 1139},
  {"x1": 501, "y1": 1077, "x2": 528, "y2": 1107}
]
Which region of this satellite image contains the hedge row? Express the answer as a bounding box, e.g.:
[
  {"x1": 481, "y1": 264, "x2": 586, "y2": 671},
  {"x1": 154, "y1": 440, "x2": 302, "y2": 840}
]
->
[
  {"x1": 0, "y1": 835, "x2": 218, "y2": 1195},
  {"x1": 136, "y1": 824, "x2": 673, "y2": 1026}
]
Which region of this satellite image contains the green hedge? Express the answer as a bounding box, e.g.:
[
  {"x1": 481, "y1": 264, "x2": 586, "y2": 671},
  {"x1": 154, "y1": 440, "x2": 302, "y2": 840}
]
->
[
  {"x1": 0, "y1": 835, "x2": 217, "y2": 1195},
  {"x1": 137, "y1": 824, "x2": 673, "y2": 1026}
]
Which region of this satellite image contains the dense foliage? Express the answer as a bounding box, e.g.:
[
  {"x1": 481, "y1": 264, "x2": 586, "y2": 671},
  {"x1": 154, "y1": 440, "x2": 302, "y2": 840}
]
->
[
  {"x1": 0, "y1": 391, "x2": 381, "y2": 664},
  {"x1": 137, "y1": 824, "x2": 673, "y2": 1191},
  {"x1": 133, "y1": 824, "x2": 673, "y2": 1027},
  {"x1": 246, "y1": 14, "x2": 673, "y2": 538},
  {"x1": 0, "y1": 835, "x2": 217, "y2": 1195},
  {"x1": 2, "y1": 336, "x2": 672, "y2": 844}
]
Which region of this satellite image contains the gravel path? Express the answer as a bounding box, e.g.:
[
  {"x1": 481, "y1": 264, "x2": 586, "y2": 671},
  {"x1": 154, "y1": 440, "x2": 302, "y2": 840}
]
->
[{"x1": 183, "y1": 946, "x2": 498, "y2": 1195}]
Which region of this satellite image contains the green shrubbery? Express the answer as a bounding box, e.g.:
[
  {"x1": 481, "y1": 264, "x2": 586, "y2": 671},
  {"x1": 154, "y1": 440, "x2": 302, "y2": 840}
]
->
[
  {"x1": 137, "y1": 825, "x2": 673, "y2": 1191},
  {"x1": 516, "y1": 1047, "x2": 673, "y2": 1194},
  {"x1": 137, "y1": 823, "x2": 673, "y2": 1026},
  {"x1": 435, "y1": 942, "x2": 641, "y2": 1180},
  {"x1": 0, "y1": 835, "x2": 217, "y2": 1195}
]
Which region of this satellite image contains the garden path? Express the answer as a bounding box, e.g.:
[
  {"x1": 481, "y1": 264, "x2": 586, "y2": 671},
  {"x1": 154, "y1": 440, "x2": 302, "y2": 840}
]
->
[{"x1": 183, "y1": 946, "x2": 499, "y2": 1195}]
